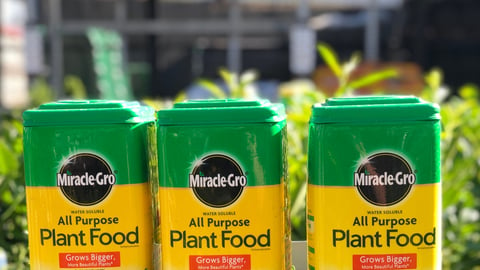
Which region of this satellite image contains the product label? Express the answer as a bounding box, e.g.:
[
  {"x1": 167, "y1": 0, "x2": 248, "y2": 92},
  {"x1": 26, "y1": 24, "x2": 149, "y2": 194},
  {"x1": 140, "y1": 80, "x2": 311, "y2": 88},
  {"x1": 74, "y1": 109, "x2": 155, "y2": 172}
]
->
[
  {"x1": 354, "y1": 153, "x2": 416, "y2": 206},
  {"x1": 58, "y1": 252, "x2": 121, "y2": 268},
  {"x1": 159, "y1": 153, "x2": 288, "y2": 270},
  {"x1": 26, "y1": 153, "x2": 153, "y2": 269},
  {"x1": 307, "y1": 152, "x2": 441, "y2": 270},
  {"x1": 57, "y1": 153, "x2": 116, "y2": 206},
  {"x1": 189, "y1": 154, "x2": 247, "y2": 208},
  {"x1": 352, "y1": 254, "x2": 417, "y2": 270},
  {"x1": 189, "y1": 255, "x2": 251, "y2": 270}
]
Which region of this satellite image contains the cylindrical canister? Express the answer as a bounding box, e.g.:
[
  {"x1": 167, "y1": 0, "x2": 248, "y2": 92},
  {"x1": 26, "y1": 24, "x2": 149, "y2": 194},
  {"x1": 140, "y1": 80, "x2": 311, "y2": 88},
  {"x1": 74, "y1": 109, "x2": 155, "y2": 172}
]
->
[
  {"x1": 23, "y1": 100, "x2": 156, "y2": 269},
  {"x1": 307, "y1": 96, "x2": 441, "y2": 269},
  {"x1": 156, "y1": 99, "x2": 291, "y2": 270}
]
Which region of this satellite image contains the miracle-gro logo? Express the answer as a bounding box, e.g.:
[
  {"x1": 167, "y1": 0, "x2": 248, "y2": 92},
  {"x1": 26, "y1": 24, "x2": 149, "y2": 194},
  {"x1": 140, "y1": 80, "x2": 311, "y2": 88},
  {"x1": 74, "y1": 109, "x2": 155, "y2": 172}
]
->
[
  {"x1": 354, "y1": 171, "x2": 416, "y2": 187},
  {"x1": 189, "y1": 173, "x2": 246, "y2": 188},
  {"x1": 57, "y1": 172, "x2": 116, "y2": 187},
  {"x1": 57, "y1": 153, "x2": 116, "y2": 206},
  {"x1": 354, "y1": 153, "x2": 416, "y2": 207},
  {"x1": 190, "y1": 154, "x2": 247, "y2": 208}
]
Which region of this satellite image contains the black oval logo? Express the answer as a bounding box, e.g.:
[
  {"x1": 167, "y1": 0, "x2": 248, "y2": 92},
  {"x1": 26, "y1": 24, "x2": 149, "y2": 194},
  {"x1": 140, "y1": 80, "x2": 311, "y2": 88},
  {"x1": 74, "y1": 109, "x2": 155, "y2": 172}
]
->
[
  {"x1": 189, "y1": 154, "x2": 247, "y2": 208},
  {"x1": 354, "y1": 153, "x2": 416, "y2": 206},
  {"x1": 57, "y1": 153, "x2": 116, "y2": 206}
]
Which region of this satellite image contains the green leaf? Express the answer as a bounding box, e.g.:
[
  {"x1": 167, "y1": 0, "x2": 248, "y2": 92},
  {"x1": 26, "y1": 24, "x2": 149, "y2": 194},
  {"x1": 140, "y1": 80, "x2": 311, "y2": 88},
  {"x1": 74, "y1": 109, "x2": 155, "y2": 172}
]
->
[
  {"x1": 29, "y1": 77, "x2": 55, "y2": 107},
  {"x1": 0, "y1": 191, "x2": 24, "y2": 222},
  {"x1": 459, "y1": 84, "x2": 479, "y2": 100},
  {"x1": 196, "y1": 79, "x2": 227, "y2": 99},
  {"x1": 348, "y1": 68, "x2": 398, "y2": 90},
  {"x1": 422, "y1": 68, "x2": 446, "y2": 103},
  {"x1": 0, "y1": 140, "x2": 18, "y2": 177},
  {"x1": 342, "y1": 52, "x2": 361, "y2": 78},
  {"x1": 64, "y1": 75, "x2": 87, "y2": 99},
  {"x1": 219, "y1": 68, "x2": 238, "y2": 96},
  {"x1": 239, "y1": 70, "x2": 258, "y2": 86},
  {"x1": 238, "y1": 70, "x2": 259, "y2": 98},
  {"x1": 317, "y1": 42, "x2": 342, "y2": 77},
  {"x1": 173, "y1": 91, "x2": 187, "y2": 103},
  {"x1": 425, "y1": 68, "x2": 443, "y2": 91}
]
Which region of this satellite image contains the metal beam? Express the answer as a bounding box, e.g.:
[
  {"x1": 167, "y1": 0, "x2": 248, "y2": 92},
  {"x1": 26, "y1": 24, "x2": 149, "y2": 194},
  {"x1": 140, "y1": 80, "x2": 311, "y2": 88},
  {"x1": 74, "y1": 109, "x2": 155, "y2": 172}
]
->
[
  {"x1": 48, "y1": 0, "x2": 63, "y2": 98},
  {"x1": 115, "y1": 0, "x2": 129, "y2": 81},
  {"x1": 228, "y1": 0, "x2": 242, "y2": 73},
  {"x1": 365, "y1": 0, "x2": 380, "y2": 61},
  {"x1": 58, "y1": 19, "x2": 292, "y2": 35},
  {"x1": 146, "y1": 0, "x2": 158, "y2": 96}
]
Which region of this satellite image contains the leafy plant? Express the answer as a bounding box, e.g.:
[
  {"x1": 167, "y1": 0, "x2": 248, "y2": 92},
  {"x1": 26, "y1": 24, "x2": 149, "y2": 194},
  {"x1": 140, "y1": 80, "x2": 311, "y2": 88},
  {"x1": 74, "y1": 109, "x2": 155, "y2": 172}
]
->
[
  {"x1": 0, "y1": 74, "x2": 86, "y2": 269},
  {"x1": 316, "y1": 42, "x2": 397, "y2": 96},
  {"x1": 0, "y1": 43, "x2": 479, "y2": 270},
  {"x1": 0, "y1": 112, "x2": 28, "y2": 269},
  {"x1": 142, "y1": 93, "x2": 186, "y2": 111},
  {"x1": 422, "y1": 70, "x2": 480, "y2": 269},
  {"x1": 279, "y1": 80, "x2": 323, "y2": 240},
  {"x1": 289, "y1": 45, "x2": 480, "y2": 269},
  {"x1": 29, "y1": 75, "x2": 88, "y2": 107},
  {"x1": 196, "y1": 68, "x2": 259, "y2": 99},
  {"x1": 194, "y1": 46, "x2": 397, "y2": 241},
  {"x1": 64, "y1": 75, "x2": 88, "y2": 100},
  {"x1": 28, "y1": 77, "x2": 55, "y2": 108},
  {"x1": 280, "y1": 43, "x2": 399, "y2": 240}
]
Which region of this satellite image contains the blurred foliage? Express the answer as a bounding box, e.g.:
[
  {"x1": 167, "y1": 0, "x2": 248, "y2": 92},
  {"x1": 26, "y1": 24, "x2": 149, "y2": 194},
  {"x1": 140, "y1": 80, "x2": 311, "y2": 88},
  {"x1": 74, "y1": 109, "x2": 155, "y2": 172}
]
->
[
  {"x1": 193, "y1": 55, "x2": 395, "y2": 241},
  {"x1": 286, "y1": 45, "x2": 480, "y2": 269},
  {"x1": 196, "y1": 67, "x2": 259, "y2": 99},
  {"x1": 0, "y1": 75, "x2": 86, "y2": 269},
  {"x1": 0, "y1": 112, "x2": 28, "y2": 269},
  {"x1": 279, "y1": 43, "x2": 398, "y2": 240},
  {"x1": 64, "y1": 75, "x2": 88, "y2": 100},
  {"x1": 196, "y1": 45, "x2": 480, "y2": 269},
  {"x1": 422, "y1": 73, "x2": 480, "y2": 270},
  {"x1": 142, "y1": 93, "x2": 185, "y2": 111},
  {"x1": 29, "y1": 76, "x2": 87, "y2": 107},
  {"x1": 279, "y1": 80, "x2": 323, "y2": 240},
  {"x1": 0, "y1": 42, "x2": 478, "y2": 269},
  {"x1": 316, "y1": 42, "x2": 398, "y2": 97},
  {"x1": 28, "y1": 77, "x2": 55, "y2": 108}
]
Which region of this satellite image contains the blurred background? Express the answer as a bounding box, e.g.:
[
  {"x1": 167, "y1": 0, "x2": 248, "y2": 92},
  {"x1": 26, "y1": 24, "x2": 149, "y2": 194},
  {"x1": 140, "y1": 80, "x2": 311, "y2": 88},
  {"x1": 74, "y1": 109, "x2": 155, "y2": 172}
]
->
[
  {"x1": 1, "y1": 0, "x2": 480, "y2": 269},
  {"x1": 2, "y1": 0, "x2": 480, "y2": 103}
]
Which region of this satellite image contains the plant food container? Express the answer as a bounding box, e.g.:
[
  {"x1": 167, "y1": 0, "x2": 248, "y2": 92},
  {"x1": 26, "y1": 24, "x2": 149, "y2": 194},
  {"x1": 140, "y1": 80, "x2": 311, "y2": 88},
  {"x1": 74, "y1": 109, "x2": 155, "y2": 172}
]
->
[
  {"x1": 23, "y1": 100, "x2": 156, "y2": 269},
  {"x1": 307, "y1": 96, "x2": 441, "y2": 270},
  {"x1": 156, "y1": 99, "x2": 291, "y2": 270}
]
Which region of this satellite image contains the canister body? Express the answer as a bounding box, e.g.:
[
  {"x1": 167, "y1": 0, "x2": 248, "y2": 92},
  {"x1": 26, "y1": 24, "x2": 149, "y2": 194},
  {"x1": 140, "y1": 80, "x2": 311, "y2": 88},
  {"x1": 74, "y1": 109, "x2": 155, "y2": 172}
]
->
[
  {"x1": 23, "y1": 100, "x2": 155, "y2": 269},
  {"x1": 307, "y1": 96, "x2": 441, "y2": 269},
  {"x1": 156, "y1": 99, "x2": 291, "y2": 270}
]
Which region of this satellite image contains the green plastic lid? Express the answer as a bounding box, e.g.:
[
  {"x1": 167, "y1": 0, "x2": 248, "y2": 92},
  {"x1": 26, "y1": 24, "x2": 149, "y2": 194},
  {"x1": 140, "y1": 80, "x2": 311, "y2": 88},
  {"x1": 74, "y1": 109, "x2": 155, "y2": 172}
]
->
[
  {"x1": 157, "y1": 99, "x2": 286, "y2": 125},
  {"x1": 23, "y1": 100, "x2": 155, "y2": 126},
  {"x1": 311, "y1": 95, "x2": 440, "y2": 124}
]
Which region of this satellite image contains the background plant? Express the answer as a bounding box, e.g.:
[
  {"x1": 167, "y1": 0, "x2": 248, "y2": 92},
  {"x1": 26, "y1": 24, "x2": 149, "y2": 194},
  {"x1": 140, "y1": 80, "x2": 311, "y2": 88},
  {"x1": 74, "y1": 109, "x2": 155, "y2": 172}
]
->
[
  {"x1": 280, "y1": 43, "x2": 398, "y2": 240},
  {"x1": 0, "y1": 75, "x2": 86, "y2": 269},
  {"x1": 196, "y1": 67, "x2": 260, "y2": 99},
  {"x1": 422, "y1": 70, "x2": 480, "y2": 269},
  {"x1": 283, "y1": 44, "x2": 480, "y2": 269},
  {"x1": 198, "y1": 45, "x2": 480, "y2": 269},
  {"x1": 0, "y1": 111, "x2": 28, "y2": 269},
  {"x1": 279, "y1": 79, "x2": 323, "y2": 240},
  {"x1": 0, "y1": 44, "x2": 478, "y2": 269}
]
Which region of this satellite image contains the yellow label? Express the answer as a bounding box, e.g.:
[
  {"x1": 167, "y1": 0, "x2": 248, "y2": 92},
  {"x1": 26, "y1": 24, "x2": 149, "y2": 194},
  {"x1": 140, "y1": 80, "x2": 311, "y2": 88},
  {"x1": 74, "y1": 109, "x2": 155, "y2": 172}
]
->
[
  {"x1": 307, "y1": 184, "x2": 441, "y2": 270},
  {"x1": 26, "y1": 183, "x2": 153, "y2": 269},
  {"x1": 158, "y1": 185, "x2": 290, "y2": 270}
]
